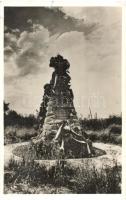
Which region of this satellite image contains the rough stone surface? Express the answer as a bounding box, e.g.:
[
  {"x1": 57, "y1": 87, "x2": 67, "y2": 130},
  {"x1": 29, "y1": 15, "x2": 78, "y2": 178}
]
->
[
  {"x1": 33, "y1": 55, "x2": 92, "y2": 157},
  {"x1": 37, "y1": 55, "x2": 77, "y2": 139}
]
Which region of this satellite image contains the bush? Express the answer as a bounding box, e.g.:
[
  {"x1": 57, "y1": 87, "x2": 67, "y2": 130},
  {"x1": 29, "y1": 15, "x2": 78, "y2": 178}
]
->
[
  {"x1": 115, "y1": 135, "x2": 122, "y2": 144},
  {"x1": 109, "y1": 124, "x2": 121, "y2": 135},
  {"x1": 99, "y1": 132, "x2": 110, "y2": 143},
  {"x1": 4, "y1": 159, "x2": 48, "y2": 186},
  {"x1": 48, "y1": 160, "x2": 75, "y2": 186},
  {"x1": 79, "y1": 115, "x2": 122, "y2": 131},
  {"x1": 4, "y1": 128, "x2": 18, "y2": 144},
  {"x1": 71, "y1": 163, "x2": 121, "y2": 194},
  {"x1": 4, "y1": 158, "x2": 121, "y2": 194},
  {"x1": 109, "y1": 134, "x2": 122, "y2": 145},
  {"x1": 4, "y1": 110, "x2": 37, "y2": 128},
  {"x1": 4, "y1": 158, "x2": 75, "y2": 187},
  {"x1": 87, "y1": 129, "x2": 122, "y2": 145},
  {"x1": 4, "y1": 127, "x2": 37, "y2": 144},
  {"x1": 88, "y1": 132, "x2": 99, "y2": 142}
]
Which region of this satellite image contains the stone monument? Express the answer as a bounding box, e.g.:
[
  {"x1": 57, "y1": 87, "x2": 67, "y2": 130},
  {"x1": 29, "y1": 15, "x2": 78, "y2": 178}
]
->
[{"x1": 33, "y1": 55, "x2": 93, "y2": 158}]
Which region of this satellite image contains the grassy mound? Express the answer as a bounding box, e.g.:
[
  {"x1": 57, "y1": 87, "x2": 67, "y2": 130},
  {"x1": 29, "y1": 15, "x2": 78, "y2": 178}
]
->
[{"x1": 12, "y1": 142, "x2": 106, "y2": 160}]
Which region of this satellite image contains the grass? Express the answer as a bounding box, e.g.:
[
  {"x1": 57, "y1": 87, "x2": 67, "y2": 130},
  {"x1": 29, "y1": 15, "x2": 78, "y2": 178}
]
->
[
  {"x1": 71, "y1": 161, "x2": 121, "y2": 194},
  {"x1": 87, "y1": 129, "x2": 122, "y2": 145},
  {"x1": 4, "y1": 158, "x2": 121, "y2": 194},
  {"x1": 12, "y1": 142, "x2": 106, "y2": 160},
  {"x1": 4, "y1": 126, "x2": 37, "y2": 145}
]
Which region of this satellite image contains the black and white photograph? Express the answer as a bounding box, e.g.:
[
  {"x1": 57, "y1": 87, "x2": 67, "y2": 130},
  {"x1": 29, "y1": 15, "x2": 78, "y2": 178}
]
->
[{"x1": 4, "y1": 6, "x2": 122, "y2": 194}]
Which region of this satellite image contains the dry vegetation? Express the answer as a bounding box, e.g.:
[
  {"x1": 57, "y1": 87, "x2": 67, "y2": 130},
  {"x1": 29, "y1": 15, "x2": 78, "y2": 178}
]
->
[
  {"x1": 79, "y1": 116, "x2": 122, "y2": 145},
  {"x1": 4, "y1": 158, "x2": 121, "y2": 194},
  {"x1": 4, "y1": 126, "x2": 37, "y2": 144}
]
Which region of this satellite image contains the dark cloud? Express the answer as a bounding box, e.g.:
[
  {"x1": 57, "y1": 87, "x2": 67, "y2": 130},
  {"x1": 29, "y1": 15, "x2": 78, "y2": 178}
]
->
[
  {"x1": 4, "y1": 7, "x2": 99, "y2": 78},
  {"x1": 4, "y1": 7, "x2": 98, "y2": 36},
  {"x1": 4, "y1": 23, "x2": 51, "y2": 77}
]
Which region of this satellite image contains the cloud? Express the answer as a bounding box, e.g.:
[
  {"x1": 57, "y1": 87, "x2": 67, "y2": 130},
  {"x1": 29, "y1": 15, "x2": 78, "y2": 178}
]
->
[
  {"x1": 5, "y1": 28, "x2": 121, "y2": 116},
  {"x1": 4, "y1": 7, "x2": 121, "y2": 117},
  {"x1": 4, "y1": 7, "x2": 98, "y2": 36},
  {"x1": 4, "y1": 54, "x2": 19, "y2": 79},
  {"x1": 16, "y1": 24, "x2": 50, "y2": 76},
  {"x1": 5, "y1": 24, "x2": 52, "y2": 77},
  {"x1": 4, "y1": 46, "x2": 14, "y2": 56},
  {"x1": 27, "y1": 19, "x2": 32, "y2": 24},
  {"x1": 61, "y1": 7, "x2": 121, "y2": 24},
  {"x1": 4, "y1": 32, "x2": 18, "y2": 49}
]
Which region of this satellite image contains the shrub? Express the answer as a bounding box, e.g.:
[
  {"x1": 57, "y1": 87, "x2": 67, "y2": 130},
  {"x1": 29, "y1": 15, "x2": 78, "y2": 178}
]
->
[
  {"x1": 4, "y1": 159, "x2": 48, "y2": 186},
  {"x1": 4, "y1": 127, "x2": 37, "y2": 144},
  {"x1": 71, "y1": 163, "x2": 121, "y2": 194},
  {"x1": 4, "y1": 110, "x2": 37, "y2": 128},
  {"x1": 48, "y1": 160, "x2": 75, "y2": 186},
  {"x1": 109, "y1": 134, "x2": 122, "y2": 145},
  {"x1": 79, "y1": 115, "x2": 122, "y2": 131},
  {"x1": 115, "y1": 135, "x2": 122, "y2": 144},
  {"x1": 4, "y1": 158, "x2": 121, "y2": 194},
  {"x1": 109, "y1": 124, "x2": 121, "y2": 135},
  {"x1": 4, "y1": 158, "x2": 75, "y2": 187},
  {"x1": 99, "y1": 132, "x2": 110, "y2": 143},
  {"x1": 88, "y1": 132, "x2": 99, "y2": 142},
  {"x1": 87, "y1": 129, "x2": 122, "y2": 145},
  {"x1": 4, "y1": 128, "x2": 18, "y2": 144}
]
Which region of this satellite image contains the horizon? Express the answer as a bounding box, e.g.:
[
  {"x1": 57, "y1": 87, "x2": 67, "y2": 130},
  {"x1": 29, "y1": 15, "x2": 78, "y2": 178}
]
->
[{"x1": 4, "y1": 99, "x2": 121, "y2": 119}]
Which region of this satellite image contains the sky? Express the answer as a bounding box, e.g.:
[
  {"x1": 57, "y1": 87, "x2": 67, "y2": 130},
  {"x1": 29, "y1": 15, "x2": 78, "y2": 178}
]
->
[{"x1": 4, "y1": 7, "x2": 122, "y2": 118}]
